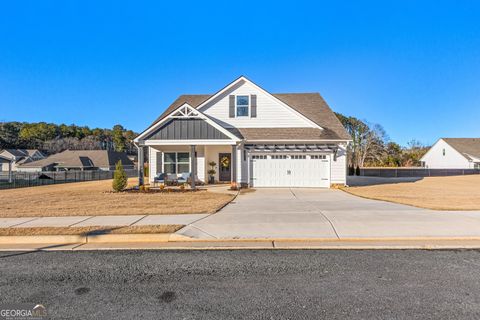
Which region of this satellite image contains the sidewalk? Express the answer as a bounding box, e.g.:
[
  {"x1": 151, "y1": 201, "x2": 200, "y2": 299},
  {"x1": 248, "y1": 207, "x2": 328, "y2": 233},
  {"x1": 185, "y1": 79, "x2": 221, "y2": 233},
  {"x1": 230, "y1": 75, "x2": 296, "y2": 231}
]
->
[{"x1": 0, "y1": 214, "x2": 209, "y2": 229}]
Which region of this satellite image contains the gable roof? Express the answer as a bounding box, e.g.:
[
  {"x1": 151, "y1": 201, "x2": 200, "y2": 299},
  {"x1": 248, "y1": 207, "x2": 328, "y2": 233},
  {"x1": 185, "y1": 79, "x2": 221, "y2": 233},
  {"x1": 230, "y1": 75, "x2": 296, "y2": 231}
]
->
[
  {"x1": 443, "y1": 138, "x2": 480, "y2": 161},
  {"x1": 0, "y1": 154, "x2": 11, "y2": 163},
  {"x1": 145, "y1": 93, "x2": 351, "y2": 141},
  {"x1": 0, "y1": 149, "x2": 44, "y2": 158},
  {"x1": 19, "y1": 150, "x2": 134, "y2": 169},
  {"x1": 137, "y1": 102, "x2": 241, "y2": 142}
]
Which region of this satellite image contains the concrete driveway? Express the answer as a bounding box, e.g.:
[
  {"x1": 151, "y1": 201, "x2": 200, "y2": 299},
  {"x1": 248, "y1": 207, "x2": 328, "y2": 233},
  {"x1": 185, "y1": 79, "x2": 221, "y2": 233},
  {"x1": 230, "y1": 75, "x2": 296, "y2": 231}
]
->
[{"x1": 176, "y1": 188, "x2": 480, "y2": 239}]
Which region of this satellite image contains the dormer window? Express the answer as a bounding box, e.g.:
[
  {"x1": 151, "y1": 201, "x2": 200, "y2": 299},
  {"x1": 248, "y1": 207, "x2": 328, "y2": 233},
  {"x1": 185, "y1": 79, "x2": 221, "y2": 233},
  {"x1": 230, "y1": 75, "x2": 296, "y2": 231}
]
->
[{"x1": 236, "y1": 95, "x2": 249, "y2": 117}]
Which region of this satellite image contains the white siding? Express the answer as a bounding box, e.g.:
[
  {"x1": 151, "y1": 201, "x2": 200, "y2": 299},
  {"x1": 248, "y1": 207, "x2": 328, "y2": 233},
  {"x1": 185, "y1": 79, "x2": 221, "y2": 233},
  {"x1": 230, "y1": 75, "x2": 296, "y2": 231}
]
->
[
  {"x1": 204, "y1": 145, "x2": 231, "y2": 182},
  {"x1": 422, "y1": 139, "x2": 472, "y2": 169},
  {"x1": 196, "y1": 146, "x2": 205, "y2": 183},
  {"x1": 330, "y1": 144, "x2": 347, "y2": 185},
  {"x1": 199, "y1": 81, "x2": 315, "y2": 128},
  {"x1": 236, "y1": 146, "x2": 244, "y2": 184},
  {"x1": 16, "y1": 167, "x2": 42, "y2": 173},
  {"x1": 239, "y1": 147, "x2": 248, "y2": 184},
  {"x1": 148, "y1": 147, "x2": 157, "y2": 183}
]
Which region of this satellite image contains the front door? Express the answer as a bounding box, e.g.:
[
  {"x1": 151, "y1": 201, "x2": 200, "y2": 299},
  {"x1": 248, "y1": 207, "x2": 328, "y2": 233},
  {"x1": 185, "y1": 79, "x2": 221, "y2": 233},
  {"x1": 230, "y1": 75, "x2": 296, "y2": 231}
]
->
[{"x1": 218, "y1": 153, "x2": 231, "y2": 182}]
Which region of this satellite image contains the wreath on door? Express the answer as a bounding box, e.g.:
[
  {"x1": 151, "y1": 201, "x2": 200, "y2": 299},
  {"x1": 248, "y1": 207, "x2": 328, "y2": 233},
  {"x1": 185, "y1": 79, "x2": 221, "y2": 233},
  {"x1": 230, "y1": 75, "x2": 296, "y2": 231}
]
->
[{"x1": 220, "y1": 156, "x2": 230, "y2": 168}]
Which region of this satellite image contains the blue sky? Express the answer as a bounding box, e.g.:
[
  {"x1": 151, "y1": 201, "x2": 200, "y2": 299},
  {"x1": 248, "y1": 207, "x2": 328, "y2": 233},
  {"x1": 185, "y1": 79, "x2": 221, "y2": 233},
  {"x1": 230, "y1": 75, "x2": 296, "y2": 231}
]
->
[{"x1": 1, "y1": 0, "x2": 479, "y2": 146}]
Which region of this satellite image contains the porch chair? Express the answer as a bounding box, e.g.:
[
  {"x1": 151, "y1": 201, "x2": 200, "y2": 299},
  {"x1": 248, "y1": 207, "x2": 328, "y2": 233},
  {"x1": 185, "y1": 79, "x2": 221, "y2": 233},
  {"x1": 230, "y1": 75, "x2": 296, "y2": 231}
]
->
[
  {"x1": 153, "y1": 173, "x2": 165, "y2": 187},
  {"x1": 177, "y1": 172, "x2": 191, "y2": 184}
]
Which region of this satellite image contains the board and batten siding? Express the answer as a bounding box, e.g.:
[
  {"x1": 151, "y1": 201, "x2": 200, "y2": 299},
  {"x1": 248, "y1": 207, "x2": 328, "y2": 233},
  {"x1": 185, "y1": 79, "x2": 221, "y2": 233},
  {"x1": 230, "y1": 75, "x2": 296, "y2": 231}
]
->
[
  {"x1": 199, "y1": 80, "x2": 315, "y2": 128},
  {"x1": 144, "y1": 118, "x2": 230, "y2": 140},
  {"x1": 330, "y1": 145, "x2": 347, "y2": 185},
  {"x1": 421, "y1": 139, "x2": 473, "y2": 169}
]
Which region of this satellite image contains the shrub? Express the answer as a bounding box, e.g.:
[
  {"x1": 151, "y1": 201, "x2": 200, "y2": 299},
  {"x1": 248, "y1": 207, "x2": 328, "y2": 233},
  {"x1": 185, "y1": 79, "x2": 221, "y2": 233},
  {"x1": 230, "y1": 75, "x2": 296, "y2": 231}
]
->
[
  {"x1": 355, "y1": 165, "x2": 361, "y2": 176},
  {"x1": 348, "y1": 166, "x2": 355, "y2": 176},
  {"x1": 159, "y1": 184, "x2": 165, "y2": 190},
  {"x1": 112, "y1": 160, "x2": 128, "y2": 192}
]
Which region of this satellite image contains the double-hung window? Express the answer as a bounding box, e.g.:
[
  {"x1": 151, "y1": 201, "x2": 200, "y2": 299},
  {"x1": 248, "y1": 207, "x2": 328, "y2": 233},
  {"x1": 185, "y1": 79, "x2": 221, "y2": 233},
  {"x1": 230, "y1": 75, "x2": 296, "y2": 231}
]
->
[
  {"x1": 164, "y1": 152, "x2": 190, "y2": 174},
  {"x1": 236, "y1": 95, "x2": 249, "y2": 117}
]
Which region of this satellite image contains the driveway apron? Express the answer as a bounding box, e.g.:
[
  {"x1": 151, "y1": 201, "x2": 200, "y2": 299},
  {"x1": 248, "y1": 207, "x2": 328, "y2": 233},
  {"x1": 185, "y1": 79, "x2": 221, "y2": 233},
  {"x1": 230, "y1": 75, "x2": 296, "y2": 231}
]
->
[{"x1": 176, "y1": 188, "x2": 480, "y2": 240}]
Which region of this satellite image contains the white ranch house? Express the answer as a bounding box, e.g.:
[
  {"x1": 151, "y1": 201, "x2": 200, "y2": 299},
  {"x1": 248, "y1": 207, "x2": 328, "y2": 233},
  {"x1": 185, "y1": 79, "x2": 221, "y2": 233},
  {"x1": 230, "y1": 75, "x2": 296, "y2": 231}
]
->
[
  {"x1": 421, "y1": 138, "x2": 480, "y2": 169},
  {"x1": 134, "y1": 76, "x2": 351, "y2": 188}
]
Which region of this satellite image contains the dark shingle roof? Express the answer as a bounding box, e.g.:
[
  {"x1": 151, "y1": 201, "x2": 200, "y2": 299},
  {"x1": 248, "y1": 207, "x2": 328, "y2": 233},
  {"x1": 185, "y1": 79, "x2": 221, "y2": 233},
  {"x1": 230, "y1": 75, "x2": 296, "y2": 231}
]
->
[
  {"x1": 443, "y1": 138, "x2": 480, "y2": 160},
  {"x1": 19, "y1": 150, "x2": 134, "y2": 169},
  {"x1": 146, "y1": 93, "x2": 351, "y2": 141},
  {"x1": 273, "y1": 93, "x2": 351, "y2": 140}
]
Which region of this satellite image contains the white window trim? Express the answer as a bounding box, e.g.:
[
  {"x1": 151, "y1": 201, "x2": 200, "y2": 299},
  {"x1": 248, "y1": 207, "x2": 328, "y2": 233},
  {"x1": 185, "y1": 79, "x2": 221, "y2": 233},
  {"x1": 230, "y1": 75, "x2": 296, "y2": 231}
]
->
[
  {"x1": 163, "y1": 152, "x2": 190, "y2": 174},
  {"x1": 236, "y1": 95, "x2": 250, "y2": 118}
]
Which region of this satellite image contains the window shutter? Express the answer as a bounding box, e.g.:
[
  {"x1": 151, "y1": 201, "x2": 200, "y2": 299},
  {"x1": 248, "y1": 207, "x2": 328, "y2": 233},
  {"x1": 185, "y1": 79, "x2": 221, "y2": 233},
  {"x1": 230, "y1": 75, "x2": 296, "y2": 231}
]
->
[
  {"x1": 251, "y1": 94, "x2": 257, "y2": 117},
  {"x1": 229, "y1": 95, "x2": 235, "y2": 118}
]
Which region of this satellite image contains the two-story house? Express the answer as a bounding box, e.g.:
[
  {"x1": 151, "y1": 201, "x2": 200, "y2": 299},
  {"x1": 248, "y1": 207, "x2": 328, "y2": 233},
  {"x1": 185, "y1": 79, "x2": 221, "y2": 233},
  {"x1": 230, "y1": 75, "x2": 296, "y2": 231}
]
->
[{"x1": 134, "y1": 76, "x2": 351, "y2": 188}]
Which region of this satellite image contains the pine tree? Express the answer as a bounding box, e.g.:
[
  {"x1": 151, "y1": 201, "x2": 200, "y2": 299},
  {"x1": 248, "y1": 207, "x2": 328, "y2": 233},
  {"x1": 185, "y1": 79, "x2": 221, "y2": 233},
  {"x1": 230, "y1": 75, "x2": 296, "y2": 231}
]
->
[
  {"x1": 112, "y1": 124, "x2": 126, "y2": 152},
  {"x1": 112, "y1": 160, "x2": 128, "y2": 192}
]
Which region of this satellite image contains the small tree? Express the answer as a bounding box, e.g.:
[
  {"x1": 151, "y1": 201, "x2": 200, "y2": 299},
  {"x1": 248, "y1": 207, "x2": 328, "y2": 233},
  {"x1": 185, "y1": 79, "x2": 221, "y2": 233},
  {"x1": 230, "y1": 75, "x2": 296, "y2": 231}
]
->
[
  {"x1": 112, "y1": 160, "x2": 128, "y2": 192},
  {"x1": 355, "y1": 165, "x2": 361, "y2": 176},
  {"x1": 348, "y1": 166, "x2": 355, "y2": 176}
]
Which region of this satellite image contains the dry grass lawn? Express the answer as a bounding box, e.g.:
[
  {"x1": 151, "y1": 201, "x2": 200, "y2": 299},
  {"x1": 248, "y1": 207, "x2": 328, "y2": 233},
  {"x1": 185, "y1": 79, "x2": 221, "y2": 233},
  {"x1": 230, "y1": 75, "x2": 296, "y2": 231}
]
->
[
  {"x1": 344, "y1": 175, "x2": 480, "y2": 210},
  {"x1": 0, "y1": 178, "x2": 234, "y2": 217},
  {"x1": 0, "y1": 225, "x2": 183, "y2": 236}
]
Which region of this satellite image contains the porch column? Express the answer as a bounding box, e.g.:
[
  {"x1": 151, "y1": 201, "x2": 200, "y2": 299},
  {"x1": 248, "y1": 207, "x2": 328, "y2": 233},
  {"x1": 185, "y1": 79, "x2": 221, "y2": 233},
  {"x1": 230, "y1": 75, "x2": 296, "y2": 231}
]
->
[
  {"x1": 190, "y1": 145, "x2": 196, "y2": 190},
  {"x1": 231, "y1": 144, "x2": 237, "y2": 188},
  {"x1": 137, "y1": 144, "x2": 144, "y2": 186}
]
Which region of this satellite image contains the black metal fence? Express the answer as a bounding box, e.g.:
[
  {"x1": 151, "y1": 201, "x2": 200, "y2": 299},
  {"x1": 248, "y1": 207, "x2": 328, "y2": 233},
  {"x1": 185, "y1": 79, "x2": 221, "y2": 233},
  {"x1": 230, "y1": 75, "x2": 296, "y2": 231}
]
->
[
  {"x1": 360, "y1": 167, "x2": 480, "y2": 178},
  {"x1": 0, "y1": 170, "x2": 137, "y2": 190}
]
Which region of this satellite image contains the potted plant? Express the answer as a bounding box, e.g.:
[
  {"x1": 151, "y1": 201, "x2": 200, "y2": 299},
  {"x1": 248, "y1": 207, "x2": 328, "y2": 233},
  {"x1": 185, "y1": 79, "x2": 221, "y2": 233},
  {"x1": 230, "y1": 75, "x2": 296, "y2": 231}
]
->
[{"x1": 207, "y1": 161, "x2": 216, "y2": 184}]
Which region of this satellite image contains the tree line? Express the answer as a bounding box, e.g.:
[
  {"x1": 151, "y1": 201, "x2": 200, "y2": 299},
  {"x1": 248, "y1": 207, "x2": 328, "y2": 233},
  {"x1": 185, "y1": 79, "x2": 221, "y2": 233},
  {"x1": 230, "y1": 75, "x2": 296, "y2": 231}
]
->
[
  {"x1": 335, "y1": 113, "x2": 430, "y2": 170},
  {"x1": 0, "y1": 122, "x2": 137, "y2": 154},
  {"x1": 1, "y1": 117, "x2": 429, "y2": 167}
]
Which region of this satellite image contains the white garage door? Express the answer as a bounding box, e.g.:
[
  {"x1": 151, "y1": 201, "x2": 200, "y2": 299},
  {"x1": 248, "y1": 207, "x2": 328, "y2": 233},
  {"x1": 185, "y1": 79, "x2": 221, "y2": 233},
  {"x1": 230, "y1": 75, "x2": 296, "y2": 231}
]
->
[{"x1": 251, "y1": 154, "x2": 331, "y2": 188}]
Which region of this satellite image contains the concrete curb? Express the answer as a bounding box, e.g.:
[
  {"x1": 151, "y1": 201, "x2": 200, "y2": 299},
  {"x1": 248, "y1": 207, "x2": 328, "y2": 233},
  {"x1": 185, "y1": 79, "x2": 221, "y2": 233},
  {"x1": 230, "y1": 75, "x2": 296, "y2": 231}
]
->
[
  {"x1": 169, "y1": 236, "x2": 480, "y2": 242},
  {"x1": 3, "y1": 233, "x2": 480, "y2": 250},
  {"x1": 0, "y1": 235, "x2": 86, "y2": 244},
  {"x1": 87, "y1": 233, "x2": 171, "y2": 243}
]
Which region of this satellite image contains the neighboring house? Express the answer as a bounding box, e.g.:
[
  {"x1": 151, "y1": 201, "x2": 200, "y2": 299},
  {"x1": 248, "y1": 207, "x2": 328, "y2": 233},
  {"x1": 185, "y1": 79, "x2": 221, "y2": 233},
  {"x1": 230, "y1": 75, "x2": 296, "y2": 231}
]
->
[
  {"x1": 0, "y1": 149, "x2": 45, "y2": 172},
  {"x1": 17, "y1": 150, "x2": 135, "y2": 172},
  {"x1": 421, "y1": 138, "x2": 480, "y2": 169},
  {"x1": 0, "y1": 154, "x2": 12, "y2": 169},
  {"x1": 134, "y1": 76, "x2": 352, "y2": 188}
]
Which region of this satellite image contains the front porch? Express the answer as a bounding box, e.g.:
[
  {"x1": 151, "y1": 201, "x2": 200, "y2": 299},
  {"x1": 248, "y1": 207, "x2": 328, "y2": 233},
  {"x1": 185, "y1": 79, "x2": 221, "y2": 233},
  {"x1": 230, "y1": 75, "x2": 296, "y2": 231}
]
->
[{"x1": 137, "y1": 142, "x2": 242, "y2": 190}]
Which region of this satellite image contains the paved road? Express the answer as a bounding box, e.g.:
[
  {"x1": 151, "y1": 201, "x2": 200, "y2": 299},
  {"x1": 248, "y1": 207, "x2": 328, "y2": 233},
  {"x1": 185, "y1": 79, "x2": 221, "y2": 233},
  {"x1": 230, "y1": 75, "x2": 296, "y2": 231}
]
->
[
  {"x1": 1, "y1": 250, "x2": 480, "y2": 319},
  {"x1": 177, "y1": 188, "x2": 480, "y2": 239}
]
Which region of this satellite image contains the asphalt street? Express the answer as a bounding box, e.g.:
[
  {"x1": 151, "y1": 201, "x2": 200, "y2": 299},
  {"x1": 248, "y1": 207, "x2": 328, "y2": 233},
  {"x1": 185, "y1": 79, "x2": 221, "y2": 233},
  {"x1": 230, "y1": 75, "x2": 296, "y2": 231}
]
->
[{"x1": 1, "y1": 250, "x2": 480, "y2": 319}]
